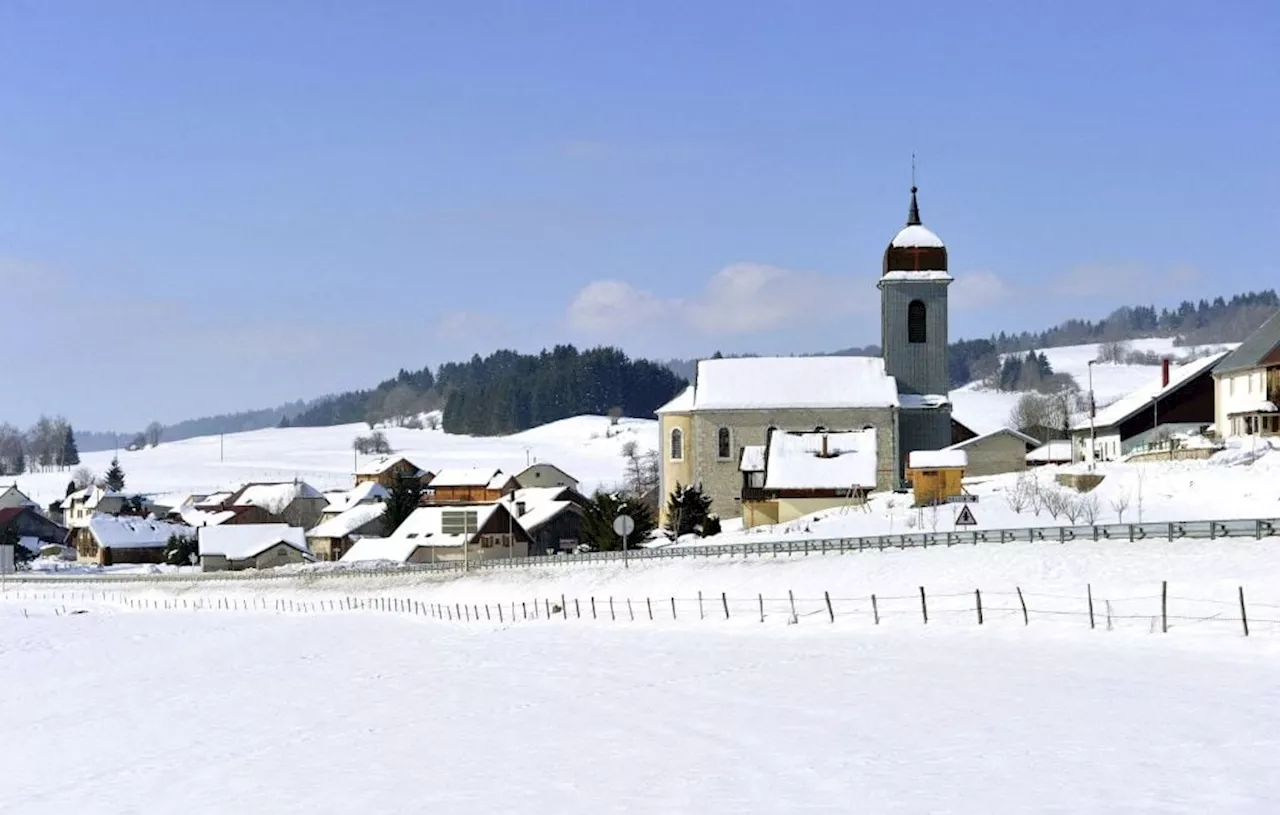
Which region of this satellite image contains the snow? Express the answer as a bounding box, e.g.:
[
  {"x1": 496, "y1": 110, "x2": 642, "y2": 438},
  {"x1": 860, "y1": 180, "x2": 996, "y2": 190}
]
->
[
  {"x1": 880, "y1": 270, "x2": 952, "y2": 281},
  {"x1": 1027, "y1": 440, "x2": 1073, "y2": 463},
  {"x1": 739, "y1": 445, "x2": 766, "y2": 473},
  {"x1": 322, "y1": 481, "x2": 390, "y2": 514},
  {"x1": 176, "y1": 506, "x2": 238, "y2": 527},
  {"x1": 197, "y1": 524, "x2": 309, "y2": 560},
  {"x1": 889, "y1": 223, "x2": 945, "y2": 248},
  {"x1": 1073, "y1": 351, "x2": 1229, "y2": 431},
  {"x1": 908, "y1": 449, "x2": 967, "y2": 469},
  {"x1": 354, "y1": 455, "x2": 426, "y2": 477},
  {"x1": 233, "y1": 482, "x2": 323, "y2": 515},
  {"x1": 340, "y1": 536, "x2": 420, "y2": 564},
  {"x1": 512, "y1": 500, "x2": 574, "y2": 533},
  {"x1": 763, "y1": 429, "x2": 878, "y2": 490},
  {"x1": 654, "y1": 384, "x2": 694, "y2": 414},
  {"x1": 948, "y1": 427, "x2": 1040, "y2": 449},
  {"x1": 89, "y1": 516, "x2": 192, "y2": 549},
  {"x1": 687, "y1": 356, "x2": 899, "y2": 411},
  {"x1": 899, "y1": 393, "x2": 949, "y2": 408},
  {"x1": 389, "y1": 504, "x2": 502, "y2": 546},
  {"x1": 428, "y1": 468, "x2": 504, "y2": 488},
  {"x1": 1233, "y1": 399, "x2": 1278, "y2": 414},
  {"x1": 306, "y1": 503, "x2": 387, "y2": 539}
]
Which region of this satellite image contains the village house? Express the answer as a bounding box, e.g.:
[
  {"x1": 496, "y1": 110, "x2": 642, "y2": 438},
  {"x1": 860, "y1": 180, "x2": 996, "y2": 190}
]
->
[
  {"x1": 0, "y1": 506, "x2": 69, "y2": 559},
  {"x1": 738, "y1": 429, "x2": 878, "y2": 529},
  {"x1": 306, "y1": 503, "x2": 387, "y2": 561},
  {"x1": 341, "y1": 503, "x2": 530, "y2": 565},
  {"x1": 210, "y1": 481, "x2": 328, "y2": 529},
  {"x1": 198, "y1": 524, "x2": 314, "y2": 572},
  {"x1": 942, "y1": 428, "x2": 1040, "y2": 477},
  {"x1": 0, "y1": 485, "x2": 40, "y2": 512},
  {"x1": 354, "y1": 455, "x2": 432, "y2": 489},
  {"x1": 514, "y1": 463, "x2": 580, "y2": 492},
  {"x1": 425, "y1": 469, "x2": 519, "y2": 505},
  {"x1": 1071, "y1": 352, "x2": 1227, "y2": 463},
  {"x1": 77, "y1": 516, "x2": 193, "y2": 567},
  {"x1": 61, "y1": 486, "x2": 128, "y2": 530},
  {"x1": 1213, "y1": 310, "x2": 1280, "y2": 440},
  {"x1": 502, "y1": 487, "x2": 587, "y2": 555},
  {"x1": 319, "y1": 481, "x2": 389, "y2": 522}
]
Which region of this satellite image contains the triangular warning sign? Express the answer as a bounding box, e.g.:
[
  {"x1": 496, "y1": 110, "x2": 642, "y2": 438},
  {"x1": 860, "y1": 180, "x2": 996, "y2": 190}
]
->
[{"x1": 954, "y1": 505, "x2": 978, "y2": 526}]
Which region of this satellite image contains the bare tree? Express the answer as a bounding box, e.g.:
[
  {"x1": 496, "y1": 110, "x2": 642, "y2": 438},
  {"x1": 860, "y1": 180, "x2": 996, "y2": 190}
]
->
[
  {"x1": 885, "y1": 497, "x2": 898, "y2": 535},
  {"x1": 928, "y1": 502, "x2": 940, "y2": 533},
  {"x1": 1136, "y1": 468, "x2": 1146, "y2": 523},
  {"x1": 607, "y1": 406, "x2": 624, "y2": 426},
  {"x1": 1005, "y1": 475, "x2": 1030, "y2": 514},
  {"x1": 72, "y1": 466, "x2": 95, "y2": 489},
  {"x1": 145, "y1": 421, "x2": 164, "y2": 448},
  {"x1": 620, "y1": 440, "x2": 639, "y2": 460},
  {"x1": 425, "y1": 412, "x2": 442, "y2": 431},
  {"x1": 1043, "y1": 489, "x2": 1065, "y2": 520},
  {"x1": 1027, "y1": 476, "x2": 1045, "y2": 517},
  {"x1": 1110, "y1": 491, "x2": 1131, "y2": 523},
  {"x1": 1079, "y1": 492, "x2": 1101, "y2": 525},
  {"x1": 1062, "y1": 494, "x2": 1083, "y2": 524},
  {"x1": 1008, "y1": 391, "x2": 1072, "y2": 434}
]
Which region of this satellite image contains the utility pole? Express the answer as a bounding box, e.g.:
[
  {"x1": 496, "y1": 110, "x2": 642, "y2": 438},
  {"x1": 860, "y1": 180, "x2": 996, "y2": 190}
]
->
[{"x1": 1087, "y1": 359, "x2": 1097, "y2": 470}]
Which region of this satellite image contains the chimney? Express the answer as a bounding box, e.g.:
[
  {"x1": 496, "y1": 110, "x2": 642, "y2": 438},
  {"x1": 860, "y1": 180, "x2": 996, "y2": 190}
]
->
[
  {"x1": 1161, "y1": 358, "x2": 1170, "y2": 388},
  {"x1": 821, "y1": 435, "x2": 829, "y2": 458},
  {"x1": 515, "y1": 501, "x2": 526, "y2": 518}
]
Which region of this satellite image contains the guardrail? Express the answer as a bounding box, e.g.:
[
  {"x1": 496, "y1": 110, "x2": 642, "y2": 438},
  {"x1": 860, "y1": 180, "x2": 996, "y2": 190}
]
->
[{"x1": 5, "y1": 517, "x2": 1278, "y2": 585}]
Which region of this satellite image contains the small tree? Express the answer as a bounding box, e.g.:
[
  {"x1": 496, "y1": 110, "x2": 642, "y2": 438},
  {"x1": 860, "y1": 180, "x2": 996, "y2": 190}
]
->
[
  {"x1": 1061, "y1": 494, "x2": 1083, "y2": 524},
  {"x1": 1110, "y1": 491, "x2": 1131, "y2": 523},
  {"x1": 0, "y1": 522, "x2": 33, "y2": 568},
  {"x1": 1080, "y1": 492, "x2": 1101, "y2": 524},
  {"x1": 581, "y1": 491, "x2": 657, "y2": 551},
  {"x1": 72, "y1": 466, "x2": 95, "y2": 490},
  {"x1": 664, "y1": 483, "x2": 714, "y2": 539},
  {"x1": 65, "y1": 480, "x2": 77, "y2": 497},
  {"x1": 1027, "y1": 476, "x2": 1045, "y2": 517},
  {"x1": 144, "y1": 421, "x2": 164, "y2": 448},
  {"x1": 1005, "y1": 475, "x2": 1030, "y2": 514},
  {"x1": 607, "y1": 406, "x2": 624, "y2": 426},
  {"x1": 381, "y1": 476, "x2": 423, "y2": 536},
  {"x1": 103, "y1": 457, "x2": 125, "y2": 492},
  {"x1": 61, "y1": 425, "x2": 80, "y2": 467},
  {"x1": 1043, "y1": 489, "x2": 1065, "y2": 520},
  {"x1": 164, "y1": 534, "x2": 198, "y2": 566}
]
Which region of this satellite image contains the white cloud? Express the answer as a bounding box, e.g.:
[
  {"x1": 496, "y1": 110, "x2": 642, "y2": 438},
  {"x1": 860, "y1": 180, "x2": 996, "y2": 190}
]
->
[
  {"x1": 567, "y1": 279, "x2": 669, "y2": 334},
  {"x1": 1051, "y1": 264, "x2": 1202, "y2": 298},
  {"x1": 950, "y1": 270, "x2": 1012, "y2": 310}
]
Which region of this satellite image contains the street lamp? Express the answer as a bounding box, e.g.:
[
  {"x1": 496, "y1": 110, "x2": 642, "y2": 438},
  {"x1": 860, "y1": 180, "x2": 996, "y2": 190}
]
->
[{"x1": 1087, "y1": 360, "x2": 1098, "y2": 471}]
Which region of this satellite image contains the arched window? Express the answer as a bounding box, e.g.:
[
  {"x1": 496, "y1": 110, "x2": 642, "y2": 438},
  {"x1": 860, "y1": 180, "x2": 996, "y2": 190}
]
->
[
  {"x1": 670, "y1": 427, "x2": 684, "y2": 461},
  {"x1": 908, "y1": 299, "x2": 927, "y2": 343},
  {"x1": 717, "y1": 427, "x2": 732, "y2": 460}
]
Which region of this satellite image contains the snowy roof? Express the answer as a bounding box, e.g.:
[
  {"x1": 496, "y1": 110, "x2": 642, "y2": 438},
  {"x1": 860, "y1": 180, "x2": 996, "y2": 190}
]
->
[
  {"x1": 512, "y1": 500, "x2": 577, "y2": 533},
  {"x1": 1027, "y1": 440, "x2": 1073, "y2": 463},
  {"x1": 1228, "y1": 399, "x2": 1279, "y2": 416},
  {"x1": 504, "y1": 486, "x2": 573, "y2": 506},
  {"x1": 89, "y1": 516, "x2": 193, "y2": 550},
  {"x1": 681, "y1": 357, "x2": 899, "y2": 412},
  {"x1": 427, "y1": 468, "x2": 512, "y2": 489},
  {"x1": 1071, "y1": 351, "x2": 1229, "y2": 431},
  {"x1": 946, "y1": 427, "x2": 1041, "y2": 451},
  {"x1": 322, "y1": 482, "x2": 390, "y2": 514},
  {"x1": 340, "y1": 537, "x2": 422, "y2": 564},
  {"x1": 900, "y1": 393, "x2": 950, "y2": 409},
  {"x1": 307, "y1": 503, "x2": 387, "y2": 539},
  {"x1": 881, "y1": 271, "x2": 952, "y2": 282},
  {"x1": 889, "y1": 224, "x2": 945, "y2": 249},
  {"x1": 233, "y1": 482, "x2": 323, "y2": 515},
  {"x1": 907, "y1": 449, "x2": 968, "y2": 469},
  {"x1": 198, "y1": 524, "x2": 310, "y2": 560},
  {"x1": 0, "y1": 486, "x2": 38, "y2": 506},
  {"x1": 149, "y1": 492, "x2": 207, "y2": 511},
  {"x1": 762, "y1": 429, "x2": 878, "y2": 491},
  {"x1": 655, "y1": 385, "x2": 695, "y2": 414},
  {"x1": 388, "y1": 504, "x2": 502, "y2": 546},
  {"x1": 739, "y1": 445, "x2": 766, "y2": 473},
  {"x1": 1214, "y1": 309, "x2": 1280, "y2": 374},
  {"x1": 198, "y1": 492, "x2": 234, "y2": 507},
  {"x1": 354, "y1": 455, "x2": 427, "y2": 477},
  {"x1": 176, "y1": 505, "x2": 238, "y2": 527},
  {"x1": 65, "y1": 486, "x2": 124, "y2": 509}
]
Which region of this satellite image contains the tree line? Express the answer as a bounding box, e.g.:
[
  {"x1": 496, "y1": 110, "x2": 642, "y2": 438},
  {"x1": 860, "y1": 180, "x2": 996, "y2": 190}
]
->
[{"x1": 0, "y1": 416, "x2": 80, "y2": 476}]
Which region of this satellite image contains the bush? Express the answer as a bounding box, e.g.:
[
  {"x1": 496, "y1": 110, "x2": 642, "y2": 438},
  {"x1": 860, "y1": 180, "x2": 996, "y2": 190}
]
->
[
  {"x1": 353, "y1": 431, "x2": 392, "y2": 455},
  {"x1": 664, "y1": 483, "x2": 715, "y2": 539},
  {"x1": 164, "y1": 534, "x2": 198, "y2": 566}
]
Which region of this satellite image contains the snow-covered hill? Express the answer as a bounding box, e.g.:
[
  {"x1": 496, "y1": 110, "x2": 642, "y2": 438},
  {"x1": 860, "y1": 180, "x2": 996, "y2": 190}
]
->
[{"x1": 12, "y1": 416, "x2": 658, "y2": 506}]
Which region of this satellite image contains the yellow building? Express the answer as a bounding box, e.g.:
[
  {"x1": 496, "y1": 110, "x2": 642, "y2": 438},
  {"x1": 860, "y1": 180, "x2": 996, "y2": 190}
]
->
[{"x1": 905, "y1": 449, "x2": 967, "y2": 506}]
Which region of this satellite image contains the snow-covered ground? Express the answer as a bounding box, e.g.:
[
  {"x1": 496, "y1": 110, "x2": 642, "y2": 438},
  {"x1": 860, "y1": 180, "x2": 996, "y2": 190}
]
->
[
  {"x1": 2, "y1": 592, "x2": 1278, "y2": 814},
  {"x1": 13, "y1": 416, "x2": 655, "y2": 506}
]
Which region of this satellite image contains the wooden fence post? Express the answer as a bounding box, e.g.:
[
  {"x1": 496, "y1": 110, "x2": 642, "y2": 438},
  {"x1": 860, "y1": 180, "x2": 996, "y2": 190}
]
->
[
  {"x1": 919, "y1": 586, "x2": 928, "y2": 625},
  {"x1": 646, "y1": 597, "x2": 653, "y2": 621},
  {"x1": 591, "y1": 596, "x2": 597, "y2": 619},
  {"x1": 545, "y1": 598, "x2": 551, "y2": 619},
  {"x1": 975, "y1": 589, "x2": 983, "y2": 625},
  {"x1": 609, "y1": 596, "x2": 615, "y2": 621},
  {"x1": 824, "y1": 591, "x2": 834, "y2": 623},
  {"x1": 758, "y1": 593, "x2": 765, "y2": 623},
  {"x1": 1239, "y1": 586, "x2": 1249, "y2": 637},
  {"x1": 671, "y1": 597, "x2": 677, "y2": 620},
  {"x1": 788, "y1": 590, "x2": 798, "y2": 624},
  {"x1": 562, "y1": 595, "x2": 568, "y2": 620},
  {"x1": 871, "y1": 594, "x2": 880, "y2": 625},
  {"x1": 498, "y1": 603, "x2": 504, "y2": 623},
  {"x1": 522, "y1": 602, "x2": 527, "y2": 620},
  {"x1": 1087, "y1": 584, "x2": 1095, "y2": 630},
  {"x1": 1017, "y1": 587, "x2": 1028, "y2": 625},
  {"x1": 575, "y1": 598, "x2": 581, "y2": 619},
  {"x1": 627, "y1": 599, "x2": 635, "y2": 621},
  {"x1": 698, "y1": 591, "x2": 704, "y2": 620},
  {"x1": 722, "y1": 592, "x2": 730, "y2": 619},
  {"x1": 1161, "y1": 581, "x2": 1168, "y2": 633}
]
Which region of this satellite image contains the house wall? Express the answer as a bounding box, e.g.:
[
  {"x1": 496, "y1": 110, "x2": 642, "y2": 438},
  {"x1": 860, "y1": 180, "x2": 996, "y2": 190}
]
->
[
  {"x1": 429, "y1": 486, "x2": 507, "y2": 504},
  {"x1": 250, "y1": 544, "x2": 310, "y2": 570},
  {"x1": 1071, "y1": 429, "x2": 1122, "y2": 464},
  {"x1": 278, "y1": 498, "x2": 326, "y2": 530},
  {"x1": 1216, "y1": 368, "x2": 1280, "y2": 438},
  {"x1": 357, "y1": 460, "x2": 425, "y2": 488},
  {"x1": 1, "y1": 509, "x2": 67, "y2": 546},
  {"x1": 956, "y1": 433, "x2": 1028, "y2": 477},
  {"x1": 1116, "y1": 371, "x2": 1215, "y2": 446},
  {"x1": 100, "y1": 546, "x2": 166, "y2": 567},
  {"x1": 742, "y1": 496, "x2": 866, "y2": 530},
  {"x1": 515, "y1": 464, "x2": 579, "y2": 491},
  {"x1": 683, "y1": 407, "x2": 896, "y2": 521},
  {"x1": 908, "y1": 468, "x2": 964, "y2": 506},
  {"x1": 307, "y1": 517, "x2": 384, "y2": 562},
  {"x1": 525, "y1": 509, "x2": 584, "y2": 555},
  {"x1": 658, "y1": 413, "x2": 694, "y2": 525}
]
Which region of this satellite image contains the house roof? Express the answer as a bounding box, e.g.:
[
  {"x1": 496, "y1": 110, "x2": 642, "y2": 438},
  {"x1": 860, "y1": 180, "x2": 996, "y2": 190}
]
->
[
  {"x1": 89, "y1": 516, "x2": 193, "y2": 550},
  {"x1": 655, "y1": 385, "x2": 695, "y2": 414},
  {"x1": 660, "y1": 356, "x2": 899, "y2": 413},
  {"x1": 388, "y1": 504, "x2": 503, "y2": 546},
  {"x1": 512, "y1": 500, "x2": 578, "y2": 533},
  {"x1": 889, "y1": 223, "x2": 945, "y2": 249},
  {"x1": 762, "y1": 429, "x2": 878, "y2": 491},
  {"x1": 354, "y1": 455, "x2": 427, "y2": 477},
  {"x1": 0, "y1": 486, "x2": 38, "y2": 507},
  {"x1": 739, "y1": 445, "x2": 766, "y2": 473},
  {"x1": 1071, "y1": 351, "x2": 1229, "y2": 431},
  {"x1": 0, "y1": 506, "x2": 33, "y2": 526},
  {"x1": 197, "y1": 492, "x2": 234, "y2": 508},
  {"x1": 428, "y1": 468, "x2": 512, "y2": 490},
  {"x1": 945, "y1": 427, "x2": 1041, "y2": 451},
  {"x1": 515, "y1": 463, "x2": 579, "y2": 484},
  {"x1": 64, "y1": 486, "x2": 125, "y2": 509},
  {"x1": 232, "y1": 482, "x2": 323, "y2": 515},
  {"x1": 322, "y1": 482, "x2": 390, "y2": 514},
  {"x1": 176, "y1": 505, "x2": 241, "y2": 527},
  {"x1": 907, "y1": 449, "x2": 968, "y2": 469},
  {"x1": 198, "y1": 524, "x2": 310, "y2": 560},
  {"x1": 307, "y1": 502, "x2": 387, "y2": 539},
  {"x1": 1027, "y1": 440, "x2": 1073, "y2": 463},
  {"x1": 1214, "y1": 310, "x2": 1280, "y2": 374},
  {"x1": 339, "y1": 537, "x2": 422, "y2": 564}
]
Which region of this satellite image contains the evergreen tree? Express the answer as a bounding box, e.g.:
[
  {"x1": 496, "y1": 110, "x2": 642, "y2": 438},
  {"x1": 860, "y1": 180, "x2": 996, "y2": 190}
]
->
[
  {"x1": 104, "y1": 457, "x2": 125, "y2": 492},
  {"x1": 664, "y1": 483, "x2": 715, "y2": 539},
  {"x1": 164, "y1": 534, "x2": 199, "y2": 566},
  {"x1": 65, "y1": 480, "x2": 77, "y2": 497},
  {"x1": 0, "y1": 521, "x2": 32, "y2": 567},
  {"x1": 61, "y1": 425, "x2": 80, "y2": 467},
  {"x1": 381, "y1": 476, "x2": 423, "y2": 536},
  {"x1": 581, "y1": 491, "x2": 657, "y2": 551}
]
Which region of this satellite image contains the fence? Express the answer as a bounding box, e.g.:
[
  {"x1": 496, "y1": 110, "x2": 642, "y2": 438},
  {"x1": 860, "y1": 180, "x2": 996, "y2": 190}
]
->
[
  {"x1": 3, "y1": 581, "x2": 1277, "y2": 638},
  {"x1": 5, "y1": 517, "x2": 1279, "y2": 586}
]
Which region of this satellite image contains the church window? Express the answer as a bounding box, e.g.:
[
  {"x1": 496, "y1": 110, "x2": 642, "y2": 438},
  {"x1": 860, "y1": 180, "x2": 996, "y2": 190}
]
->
[
  {"x1": 908, "y1": 300, "x2": 927, "y2": 343},
  {"x1": 670, "y1": 428, "x2": 684, "y2": 461},
  {"x1": 717, "y1": 427, "x2": 732, "y2": 460}
]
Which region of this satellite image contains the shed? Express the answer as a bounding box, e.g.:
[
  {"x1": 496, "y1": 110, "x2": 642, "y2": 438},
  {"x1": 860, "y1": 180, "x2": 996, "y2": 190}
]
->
[
  {"x1": 1027, "y1": 440, "x2": 1073, "y2": 467},
  {"x1": 906, "y1": 449, "x2": 968, "y2": 506},
  {"x1": 198, "y1": 524, "x2": 313, "y2": 572},
  {"x1": 81, "y1": 516, "x2": 193, "y2": 566},
  {"x1": 306, "y1": 503, "x2": 388, "y2": 561},
  {"x1": 944, "y1": 427, "x2": 1040, "y2": 477}
]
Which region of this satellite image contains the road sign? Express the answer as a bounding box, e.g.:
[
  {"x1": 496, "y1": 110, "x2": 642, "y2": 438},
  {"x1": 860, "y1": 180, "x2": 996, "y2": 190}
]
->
[
  {"x1": 954, "y1": 505, "x2": 978, "y2": 527},
  {"x1": 613, "y1": 514, "x2": 636, "y2": 537}
]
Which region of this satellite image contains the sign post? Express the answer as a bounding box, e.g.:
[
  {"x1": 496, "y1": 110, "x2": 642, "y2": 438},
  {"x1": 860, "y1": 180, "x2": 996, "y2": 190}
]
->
[
  {"x1": 954, "y1": 505, "x2": 978, "y2": 528},
  {"x1": 613, "y1": 514, "x2": 635, "y2": 568}
]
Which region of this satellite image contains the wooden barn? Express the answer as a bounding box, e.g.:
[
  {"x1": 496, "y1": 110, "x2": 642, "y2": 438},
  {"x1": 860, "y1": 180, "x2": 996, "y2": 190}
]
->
[{"x1": 906, "y1": 449, "x2": 968, "y2": 506}]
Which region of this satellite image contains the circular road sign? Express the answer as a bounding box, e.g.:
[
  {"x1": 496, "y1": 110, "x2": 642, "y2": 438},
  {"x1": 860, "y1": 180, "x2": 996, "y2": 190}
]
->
[{"x1": 613, "y1": 514, "x2": 636, "y2": 537}]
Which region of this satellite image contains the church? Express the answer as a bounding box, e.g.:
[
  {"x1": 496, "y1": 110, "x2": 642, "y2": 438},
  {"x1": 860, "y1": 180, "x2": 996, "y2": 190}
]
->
[{"x1": 657, "y1": 185, "x2": 954, "y2": 525}]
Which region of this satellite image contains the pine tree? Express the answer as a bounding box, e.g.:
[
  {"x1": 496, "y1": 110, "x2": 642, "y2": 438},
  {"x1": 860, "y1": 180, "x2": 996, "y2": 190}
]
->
[
  {"x1": 581, "y1": 491, "x2": 656, "y2": 551},
  {"x1": 104, "y1": 457, "x2": 125, "y2": 492},
  {"x1": 664, "y1": 483, "x2": 714, "y2": 539},
  {"x1": 65, "y1": 480, "x2": 77, "y2": 497},
  {"x1": 164, "y1": 534, "x2": 198, "y2": 567},
  {"x1": 61, "y1": 426, "x2": 80, "y2": 467},
  {"x1": 381, "y1": 476, "x2": 422, "y2": 536}
]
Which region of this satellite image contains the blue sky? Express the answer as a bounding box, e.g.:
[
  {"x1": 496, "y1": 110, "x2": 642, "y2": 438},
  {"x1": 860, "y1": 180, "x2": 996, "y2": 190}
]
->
[{"x1": 1, "y1": 1, "x2": 1276, "y2": 429}]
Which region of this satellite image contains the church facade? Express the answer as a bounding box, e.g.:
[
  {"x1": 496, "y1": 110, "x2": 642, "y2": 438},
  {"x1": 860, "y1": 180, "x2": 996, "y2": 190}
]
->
[{"x1": 656, "y1": 186, "x2": 953, "y2": 525}]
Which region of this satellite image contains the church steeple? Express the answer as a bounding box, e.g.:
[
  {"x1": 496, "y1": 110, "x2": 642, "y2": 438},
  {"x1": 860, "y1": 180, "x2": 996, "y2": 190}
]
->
[{"x1": 906, "y1": 185, "x2": 921, "y2": 226}]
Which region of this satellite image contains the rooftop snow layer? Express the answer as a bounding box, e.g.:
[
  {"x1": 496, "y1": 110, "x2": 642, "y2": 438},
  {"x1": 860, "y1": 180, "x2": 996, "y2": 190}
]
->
[
  {"x1": 198, "y1": 524, "x2": 309, "y2": 560},
  {"x1": 512, "y1": 500, "x2": 576, "y2": 534},
  {"x1": 390, "y1": 504, "x2": 502, "y2": 546},
  {"x1": 89, "y1": 516, "x2": 193, "y2": 550},
  {"x1": 881, "y1": 271, "x2": 953, "y2": 282},
  {"x1": 889, "y1": 224, "x2": 945, "y2": 248},
  {"x1": 354, "y1": 455, "x2": 426, "y2": 477},
  {"x1": 307, "y1": 502, "x2": 387, "y2": 539},
  {"x1": 686, "y1": 357, "x2": 899, "y2": 411},
  {"x1": 1072, "y1": 351, "x2": 1229, "y2": 431},
  {"x1": 739, "y1": 445, "x2": 766, "y2": 473},
  {"x1": 763, "y1": 430, "x2": 878, "y2": 491},
  {"x1": 428, "y1": 468, "x2": 506, "y2": 488},
  {"x1": 339, "y1": 537, "x2": 422, "y2": 564},
  {"x1": 655, "y1": 385, "x2": 695, "y2": 414},
  {"x1": 1027, "y1": 440, "x2": 1073, "y2": 463},
  {"x1": 322, "y1": 482, "x2": 389, "y2": 514},
  {"x1": 907, "y1": 450, "x2": 968, "y2": 469},
  {"x1": 234, "y1": 482, "x2": 323, "y2": 515}
]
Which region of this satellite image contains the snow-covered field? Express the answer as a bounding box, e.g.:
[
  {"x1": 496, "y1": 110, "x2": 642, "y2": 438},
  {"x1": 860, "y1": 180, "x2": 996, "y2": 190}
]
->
[
  {"x1": 2, "y1": 591, "x2": 1278, "y2": 814},
  {"x1": 14, "y1": 416, "x2": 654, "y2": 506}
]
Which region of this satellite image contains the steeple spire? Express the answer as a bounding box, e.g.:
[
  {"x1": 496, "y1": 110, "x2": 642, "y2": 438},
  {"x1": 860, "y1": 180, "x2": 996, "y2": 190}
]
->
[{"x1": 906, "y1": 153, "x2": 921, "y2": 225}]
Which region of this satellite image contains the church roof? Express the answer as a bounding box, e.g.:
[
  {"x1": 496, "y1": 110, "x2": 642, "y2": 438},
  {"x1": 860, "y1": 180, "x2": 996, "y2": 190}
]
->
[
  {"x1": 890, "y1": 224, "x2": 945, "y2": 249},
  {"x1": 883, "y1": 185, "x2": 948, "y2": 274},
  {"x1": 662, "y1": 356, "x2": 899, "y2": 412}
]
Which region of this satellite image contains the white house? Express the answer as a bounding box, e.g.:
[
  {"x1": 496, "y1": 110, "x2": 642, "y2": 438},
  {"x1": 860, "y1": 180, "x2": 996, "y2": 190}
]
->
[
  {"x1": 1213, "y1": 310, "x2": 1280, "y2": 440},
  {"x1": 198, "y1": 524, "x2": 313, "y2": 572},
  {"x1": 341, "y1": 503, "x2": 530, "y2": 565}
]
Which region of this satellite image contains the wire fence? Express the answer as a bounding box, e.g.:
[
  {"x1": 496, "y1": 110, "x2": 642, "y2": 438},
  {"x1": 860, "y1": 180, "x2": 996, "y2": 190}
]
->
[
  {"x1": 3, "y1": 581, "x2": 1274, "y2": 638},
  {"x1": 7, "y1": 516, "x2": 1280, "y2": 585}
]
